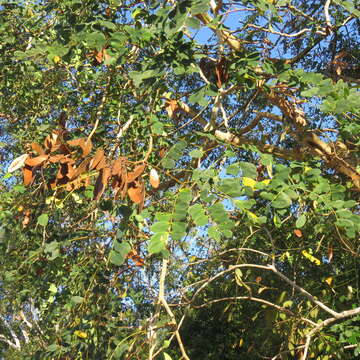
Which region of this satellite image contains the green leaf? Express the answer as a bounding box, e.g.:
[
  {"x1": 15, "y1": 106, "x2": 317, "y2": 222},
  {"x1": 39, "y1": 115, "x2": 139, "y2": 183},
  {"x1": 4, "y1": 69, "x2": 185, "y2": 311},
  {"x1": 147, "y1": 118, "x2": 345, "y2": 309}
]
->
[
  {"x1": 188, "y1": 204, "x2": 203, "y2": 217},
  {"x1": 218, "y1": 178, "x2": 243, "y2": 197},
  {"x1": 189, "y1": 149, "x2": 204, "y2": 158},
  {"x1": 47, "y1": 343, "x2": 58, "y2": 352},
  {"x1": 113, "y1": 241, "x2": 132, "y2": 263},
  {"x1": 109, "y1": 250, "x2": 126, "y2": 266},
  {"x1": 44, "y1": 241, "x2": 58, "y2": 255},
  {"x1": 190, "y1": 0, "x2": 210, "y2": 14},
  {"x1": 84, "y1": 32, "x2": 106, "y2": 50},
  {"x1": 208, "y1": 226, "x2": 221, "y2": 241},
  {"x1": 188, "y1": 86, "x2": 210, "y2": 106},
  {"x1": 284, "y1": 188, "x2": 298, "y2": 200},
  {"x1": 155, "y1": 213, "x2": 172, "y2": 222},
  {"x1": 296, "y1": 214, "x2": 307, "y2": 228},
  {"x1": 239, "y1": 162, "x2": 257, "y2": 178},
  {"x1": 233, "y1": 199, "x2": 256, "y2": 210},
  {"x1": 71, "y1": 296, "x2": 84, "y2": 304},
  {"x1": 49, "y1": 284, "x2": 57, "y2": 293},
  {"x1": 193, "y1": 214, "x2": 209, "y2": 226},
  {"x1": 37, "y1": 213, "x2": 49, "y2": 226},
  {"x1": 209, "y1": 202, "x2": 228, "y2": 223},
  {"x1": 272, "y1": 192, "x2": 292, "y2": 209},
  {"x1": 148, "y1": 232, "x2": 169, "y2": 254},
  {"x1": 260, "y1": 191, "x2": 276, "y2": 201},
  {"x1": 185, "y1": 17, "x2": 201, "y2": 29},
  {"x1": 171, "y1": 222, "x2": 187, "y2": 241},
  {"x1": 226, "y1": 163, "x2": 240, "y2": 176},
  {"x1": 129, "y1": 69, "x2": 164, "y2": 86},
  {"x1": 151, "y1": 221, "x2": 170, "y2": 233},
  {"x1": 110, "y1": 32, "x2": 127, "y2": 50}
]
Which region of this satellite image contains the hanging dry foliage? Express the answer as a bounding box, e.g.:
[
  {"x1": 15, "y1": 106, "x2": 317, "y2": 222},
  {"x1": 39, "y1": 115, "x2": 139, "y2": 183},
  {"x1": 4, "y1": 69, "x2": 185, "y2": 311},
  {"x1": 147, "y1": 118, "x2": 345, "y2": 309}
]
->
[
  {"x1": 90, "y1": 149, "x2": 105, "y2": 170},
  {"x1": 25, "y1": 155, "x2": 49, "y2": 167},
  {"x1": 67, "y1": 138, "x2": 92, "y2": 157},
  {"x1": 127, "y1": 163, "x2": 146, "y2": 183},
  {"x1": 30, "y1": 143, "x2": 45, "y2": 155},
  {"x1": 23, "y1": 166, "x2": 33, "y2": 186},
  {"x1": 93, "y1": 167, "x2": 112, "y2": 200},
  {"x1": 128, "y1": 181, "x2": 145, "y2": 204}
]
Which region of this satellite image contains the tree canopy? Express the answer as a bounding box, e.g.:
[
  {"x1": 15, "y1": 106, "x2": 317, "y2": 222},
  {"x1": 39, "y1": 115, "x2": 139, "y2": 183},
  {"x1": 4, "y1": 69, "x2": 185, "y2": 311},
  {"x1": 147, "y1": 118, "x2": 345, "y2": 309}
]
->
[{"x1": 0, "y1": 0, "x2": 360, "y2": 359}]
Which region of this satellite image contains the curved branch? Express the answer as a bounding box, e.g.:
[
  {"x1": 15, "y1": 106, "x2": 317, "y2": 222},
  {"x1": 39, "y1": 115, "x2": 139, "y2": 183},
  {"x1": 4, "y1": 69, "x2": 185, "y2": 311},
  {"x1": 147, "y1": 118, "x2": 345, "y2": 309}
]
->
[{"x1": 192, "y1": 296, "x2": 316, "y2": 327}]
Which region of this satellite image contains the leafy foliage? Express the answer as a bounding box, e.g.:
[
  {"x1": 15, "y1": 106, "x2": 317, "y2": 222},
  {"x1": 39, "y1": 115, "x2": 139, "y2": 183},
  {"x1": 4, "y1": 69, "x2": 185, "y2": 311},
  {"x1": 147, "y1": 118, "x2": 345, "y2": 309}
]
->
[{"x1": 0, "y1": 0, "x2": 360, "y2": 359}]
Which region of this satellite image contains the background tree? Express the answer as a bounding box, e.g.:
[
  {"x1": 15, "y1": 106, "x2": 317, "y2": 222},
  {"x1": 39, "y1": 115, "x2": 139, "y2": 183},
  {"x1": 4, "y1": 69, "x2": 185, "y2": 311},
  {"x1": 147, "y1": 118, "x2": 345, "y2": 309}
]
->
[{"x1": 0, "y1": 0, "x2": 360, "y2": 359}]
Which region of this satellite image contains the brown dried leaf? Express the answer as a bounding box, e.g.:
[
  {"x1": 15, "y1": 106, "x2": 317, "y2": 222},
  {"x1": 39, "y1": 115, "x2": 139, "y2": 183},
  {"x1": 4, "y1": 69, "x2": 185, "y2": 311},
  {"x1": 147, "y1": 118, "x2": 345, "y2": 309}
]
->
[
  {"x1": 120, "y1": 172, "x2": 128, "y2": 199},
  {"x1": 82, "y1": 139, "x2": 92, "y2": 157},
  {"x1": 31, "y1": 143, "x2": 45, "y2": 155},
  {"x1": 57, "y1": 163, "x2": 69, "y2": 180},
  {"x1": 60, "y1": 156, "x2": 75, "y2": 165},
  {"x1": 25, "y1": 155, "x2": 49, "y2": 167},
  {"x1": 93, "y1": 167, "x2": 111, "y2": 200},
  {"x1": 294, "y1": 229, "x2": 302, "y2": 238},
  {"x1": 23, "y1": 166, "x2": 33, "y2": 186},
  {"x1": 215, "y1": 57, "x2": 228, "y2": 88},
  {"x1": 67, "y1": 163, "x2": 75, "y2": 179},
  {"x1": 58, "y1": 111, "x2": 67, "y2": 129},
  {"x1": 159, "y1": 147, "x2": 167, "y2": 158},
  {"x1": 127, "y1": 249, "x2": 145, "y2": 267},
  {"x1": 128, "y1": 184, "x2": 143, "y2": 204},
  {"x1": 95, "y1": 156, "x2": 107, "y2": 170},
  {"x1": 127, "y1": 164, "x2": 146, "y2": 183},
  {"x1": 84, "y1": 177, "x2": 91, "y2": 187},
  {"x1": 49, "y1": 179, "x2": 57, "y2": 190},
  {"x1": 67, "y1": 138, "x2": 84, "y2": 147},
  {"x1": 59, "y1": 143, "x2": 71, "y2": 154},
  {"x1": 8, "y1": 154, "x2": 29, "y2": 173},
  {"x1": 67, "y1": 138, "x2": 92, "y2": 157},
  {"x1": 73, "y1": 157, "x2": 92, "y2": 178},
  {"x1": 128, "y1": 180, "x2": 145, "y2": 205},
  {"x1": 103, "y1": 49, "x2": 111, "y2": 63},
  {"x1": 22, "y1": 211, "x2": 31, "y2": 228},
  {"x1": 135, "y1": 259, "x2": 145, "y2": 267},
  {"x1": 90, "y1": 149, "x2": 105, "y2": 170},
  {"x1": 165, "y1": 99, "x2": 179, "y2": 118},
  {"x1": 113, "y1": 173, "x2": 128, "y2": 200},
  {"x1": 328, "y1": 244, "x2": 333, "y2": 263},
  {"x1": 149, "y1": 168, "x2": 160, "y2": 188},
  {"x1": 44, "y1": 131, "x2": 61, "y2": 152},
  {"x1": 49, "y1": 154, "x2": 65, "y2": 163},
  {"x1": 112, "y1": 158, "x2": 124, "y2": 176},
  {"x1": 95, "y1": 49, "x2": 104, "y2": 64}
]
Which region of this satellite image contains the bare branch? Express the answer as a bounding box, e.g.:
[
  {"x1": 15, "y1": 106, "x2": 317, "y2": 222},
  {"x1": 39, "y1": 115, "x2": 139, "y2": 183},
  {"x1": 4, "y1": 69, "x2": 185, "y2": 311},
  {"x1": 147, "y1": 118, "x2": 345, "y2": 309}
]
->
[
  {"x1": 193, "y1": 296, "x2": 316, "y2": 326},
  {"x1": 267, "y1": 264, "x2": 339, "y2": 317},
  {"x1": 246, "y1": 24, "x2": 326, "y2": 37},
  {"x1": 324, "y1": 0, "x2": 333, "y2": 32},
  {"x1": 158, "y1": 259, "x2": 190, "y2": 360},
  {"x1": 302, "y1": 306, "x2": 360, "y2": 360},
  {"x1": 0, "y1": 334, "x2": 21, "y2": 350}
]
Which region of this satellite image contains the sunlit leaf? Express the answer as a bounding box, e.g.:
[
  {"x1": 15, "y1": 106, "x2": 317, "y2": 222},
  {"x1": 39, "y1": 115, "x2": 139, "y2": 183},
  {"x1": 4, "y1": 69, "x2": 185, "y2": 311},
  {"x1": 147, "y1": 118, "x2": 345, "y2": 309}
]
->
[{"x1": 8, "y1": 154, "x2": 29, "y2": 172}]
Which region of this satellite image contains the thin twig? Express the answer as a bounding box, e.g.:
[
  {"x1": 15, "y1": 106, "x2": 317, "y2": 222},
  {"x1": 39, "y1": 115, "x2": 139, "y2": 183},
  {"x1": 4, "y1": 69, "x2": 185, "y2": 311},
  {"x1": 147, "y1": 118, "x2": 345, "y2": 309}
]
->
[
  {"x1": 324, "y1": 0, "x2": 333, "y2": 32},
  {"x1": 193, "y1": 296, "x2": 316, "y2": 326},
  {"x1": 246, "y1": 24, "x2": 326, "y2": 37},
  {"x1": 87, "y1": 74, "x2": 112, "y2": 142},
  {"x1": 158, "y1": 259, "x2": 190, "y2": 360}
]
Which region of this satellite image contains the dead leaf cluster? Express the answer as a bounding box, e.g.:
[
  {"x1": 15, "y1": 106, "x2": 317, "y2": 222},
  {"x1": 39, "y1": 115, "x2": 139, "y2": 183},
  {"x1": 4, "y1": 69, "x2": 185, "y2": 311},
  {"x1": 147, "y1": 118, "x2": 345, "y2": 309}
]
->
[{"x1": 16, "y1": 130, "x2": 161, "y2": 205}]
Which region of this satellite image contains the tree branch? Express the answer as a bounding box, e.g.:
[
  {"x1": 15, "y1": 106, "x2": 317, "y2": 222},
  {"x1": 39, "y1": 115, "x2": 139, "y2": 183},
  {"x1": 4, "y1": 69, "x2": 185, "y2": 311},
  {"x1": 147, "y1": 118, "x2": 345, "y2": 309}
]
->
[{"x1": 192, "y1": 296, "x2": 316, "y2": 326}]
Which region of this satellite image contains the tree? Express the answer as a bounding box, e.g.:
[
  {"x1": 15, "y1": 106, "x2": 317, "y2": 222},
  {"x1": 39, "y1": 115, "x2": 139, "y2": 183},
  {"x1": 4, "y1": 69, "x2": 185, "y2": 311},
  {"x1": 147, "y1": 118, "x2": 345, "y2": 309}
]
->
[{"x1": 0, "y1": 0, "x2": 360, "y2": 359}]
